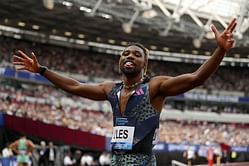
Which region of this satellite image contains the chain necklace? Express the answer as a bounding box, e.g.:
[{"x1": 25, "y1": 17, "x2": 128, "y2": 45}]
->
[{"x1": 123, "y1": 79, "x2": 143, "y2": 89}]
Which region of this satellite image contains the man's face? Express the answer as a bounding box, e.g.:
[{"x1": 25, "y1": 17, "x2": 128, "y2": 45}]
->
[{"x1": 119, "y1": 45, "x2": 146, "y2": 76}]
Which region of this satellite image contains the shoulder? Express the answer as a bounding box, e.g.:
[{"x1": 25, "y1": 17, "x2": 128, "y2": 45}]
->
[
  {"x1": 27, "y1": 140, "x2": 35, "y2": 147},
  {"x1": 148, "y1": 76, "x2": 171, "y2": 97},
  {"x1": 149, "y1": 76, "x2": 172, "y2": 86},
  {"x1": 100, "y1": 80, "x2": 118, "y2": 88},
  {"x1": 10, "y1": 141, "x2": 18, "y2": 146},
  {"x1": 99, "y1": 80, "x2": 119, "y2": 93},
  {"x1": 9, "y1": 140, "x2": 19, "y2": 149}
]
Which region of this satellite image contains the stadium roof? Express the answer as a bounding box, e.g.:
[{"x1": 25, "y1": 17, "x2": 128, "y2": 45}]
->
[
  {"x1": 0, "y1": 0, "x2": 249, "y2": 62},
  {"x1": 164, "y1": 0, "x2": 242, "y2": 19}
]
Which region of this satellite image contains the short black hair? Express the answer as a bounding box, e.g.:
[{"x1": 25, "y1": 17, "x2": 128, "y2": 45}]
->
[{"x1": 126, "y1": 42, "x2": 149, "y2": 59}]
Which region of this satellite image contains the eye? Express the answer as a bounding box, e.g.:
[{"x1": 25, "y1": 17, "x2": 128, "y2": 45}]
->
[
  {"x1": 135, "y1": 52, "x2": 142, "y2": 57},
  {"x1": 122, "y1": 51, "x2": 129, "y2": 56}
]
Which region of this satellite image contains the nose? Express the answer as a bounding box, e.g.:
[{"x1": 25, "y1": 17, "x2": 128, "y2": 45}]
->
[{"x1": 126, "y1": 53, "x2": 135, "y2": 60}]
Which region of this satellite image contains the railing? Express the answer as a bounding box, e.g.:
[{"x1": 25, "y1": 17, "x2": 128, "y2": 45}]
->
[{"x1": 171, "y1": 160, "x2": 187, "y2": 166}]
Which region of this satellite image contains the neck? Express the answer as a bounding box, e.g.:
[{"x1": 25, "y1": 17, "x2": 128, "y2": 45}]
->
[{"x1": 123, "y1": 75, "x2": 143, "y2": 89}]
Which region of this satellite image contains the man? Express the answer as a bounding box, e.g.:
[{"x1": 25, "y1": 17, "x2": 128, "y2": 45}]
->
[
  {"x1": 37, "y1": 141, "x2": 47, "y2": 166},
  {"x1": 99, "y1": 152, "x2": 111, "y2": 166},
  {"x1": 44, "y1": 141, "x2": 56, "y2": 166},
  {"x1": 12, "y1": 18, "x2": 236, "y2": 165},
  {"x1": 63, "y1": 150, "x2": 75, "y2": 166},
  {"x1": 80, "y1": 153, "x2": 94, "y2": 166},
  {"x1": 9, "y1": 136, "x2": 35, "y2": 166},
  {"x1": 2, "y1": 143, "x2": 13, "y2": 157},
  {"x1": 183, "y1": 147, "x2": 196, "y2": 166}
]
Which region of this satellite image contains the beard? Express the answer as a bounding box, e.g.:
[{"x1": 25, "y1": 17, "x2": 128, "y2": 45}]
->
[{"x1": 120, "y1": 66, "x2": 140, "y2": 77}]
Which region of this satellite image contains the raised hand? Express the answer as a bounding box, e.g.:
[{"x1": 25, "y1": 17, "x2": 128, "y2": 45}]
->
[
  {"x1": 211, "y1": 18, "x2": 237, "y2": 51},
  {"x1": 13, "y1": 50, "x2": 41, "y2": 73}
]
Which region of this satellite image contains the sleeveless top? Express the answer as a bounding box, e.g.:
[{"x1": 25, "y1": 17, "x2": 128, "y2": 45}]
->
[
  {"x1": 18, "y1": 138, "x2": 27, "y2": 154},
  {"x1": 107, "y1": 80, "x2": 160, "y2": 155},
  {"x1": 18, "y1": 138, "x2": 29, "y2": 163}
]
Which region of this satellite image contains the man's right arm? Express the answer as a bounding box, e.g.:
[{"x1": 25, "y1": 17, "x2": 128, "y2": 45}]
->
[
  {"x1": 13, "y1": 51, "x2": 114, "y2": 100},
  {"x1": 42, "y1": 69, "x2": 113, "y2": 100}
]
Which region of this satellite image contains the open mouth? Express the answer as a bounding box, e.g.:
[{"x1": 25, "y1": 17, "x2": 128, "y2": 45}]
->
[{"x1": 124, "y1": 61, "x2": 135, "y2": 68}]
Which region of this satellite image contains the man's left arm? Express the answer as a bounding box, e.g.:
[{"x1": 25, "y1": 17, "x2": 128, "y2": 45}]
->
[{"x1": 156, "y1": 18, "x2": 237, "y2": 96}]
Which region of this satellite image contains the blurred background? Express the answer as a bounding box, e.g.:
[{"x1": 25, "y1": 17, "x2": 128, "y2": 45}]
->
[{"x1": 0, "y1": 0, "x2": 249, "y2": 165}]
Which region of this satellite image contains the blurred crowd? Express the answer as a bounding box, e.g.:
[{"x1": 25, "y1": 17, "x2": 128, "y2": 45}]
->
[
  {"x1": 168, "y1": 100, "x2": 249, "y2": 114},
  {"x1": 160, "y1": 120, "x2": 249, "y2": 147},
  {"x1": 1, "y1": 36, "x2": 249, "y2": 94}
]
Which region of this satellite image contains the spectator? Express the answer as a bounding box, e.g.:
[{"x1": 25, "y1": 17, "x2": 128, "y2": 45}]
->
[
  {"x1": 73, "y1": 150, "x2": 82, "y2": 166},
  {"x1": 81, "y1": 153, "x2": 94, "y2": 166},
  {"x1": 37, "y1": 141, "x2": 47, "y2": 166},
  {"x1": 45, "y1": 142, "x2": 56, "y2": 166},
  {"x1": 98, "y1": 152, "x2": 111, "y2": 166},
  {"x1": 63, "y1": 150, "x2": 75, "y2": 166},
  {"x1": 2, "y1": 143, "x2": 13, "y2": 157},
  {"x1": 183, "y1": 147, "x2": 195, "y2": 166}
]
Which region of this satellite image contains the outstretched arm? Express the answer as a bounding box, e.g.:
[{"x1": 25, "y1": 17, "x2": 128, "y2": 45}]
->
[
  {"x1": 13, "y1": 51, "x2": 113, "y2": 100},
  {"x1": 155, "y1": 18, "x2": 237, "y2": 96}
]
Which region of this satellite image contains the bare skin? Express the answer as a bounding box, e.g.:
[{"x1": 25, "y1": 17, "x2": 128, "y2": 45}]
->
[
  {"x1": 9, "y1": 137, "x2": 35, "y2": 166},
  {"x1": 13, "y1": 18, "x2": 237, "y2": 116}
]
